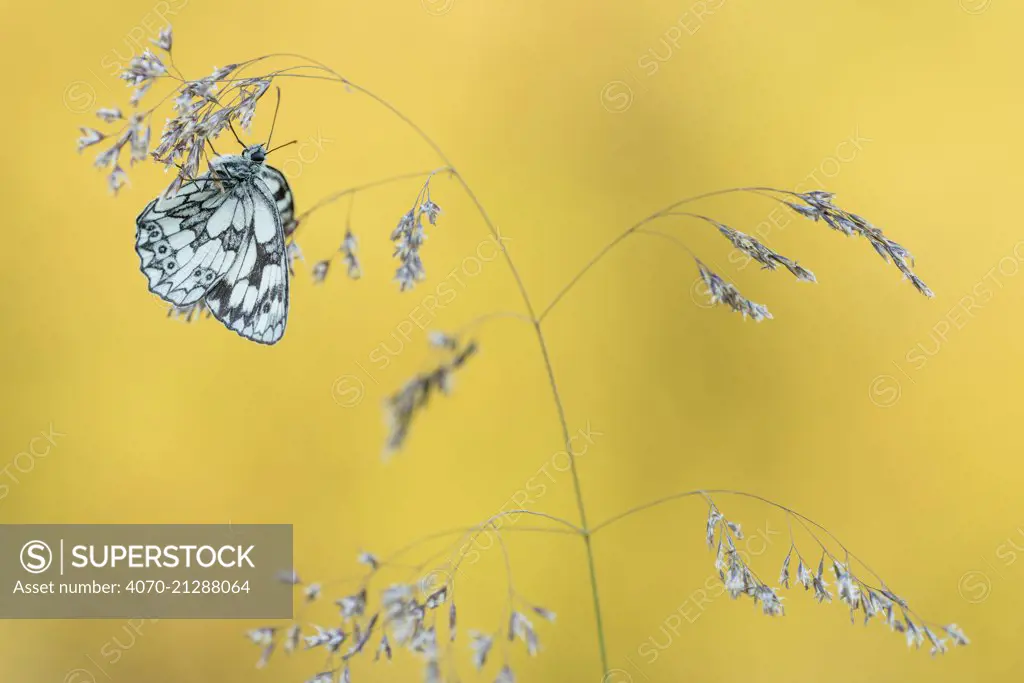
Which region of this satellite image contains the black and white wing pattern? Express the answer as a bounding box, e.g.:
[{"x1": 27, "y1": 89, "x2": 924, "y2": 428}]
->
[
  {"x1": 135, "y1": 171, "x2": 290, "y2": 345},
  {"x1": 260, "y1": 165, "x2": 298, "y2": 238},
  {"x1": 201, "y1": 176, "x2": 289, "y2": 345},
  {"x1": 135, "y1": 176, "x2": 239, "y2": 307}
]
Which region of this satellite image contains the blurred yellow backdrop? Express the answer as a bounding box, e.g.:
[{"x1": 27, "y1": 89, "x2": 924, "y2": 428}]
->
[{"x1": 1, "y1": 0, "x2": 1021, "y2": 681}]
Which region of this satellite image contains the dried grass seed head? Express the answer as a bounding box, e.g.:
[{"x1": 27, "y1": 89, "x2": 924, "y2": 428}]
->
[
  {"x1": 382, "y1": 338, "x2": 478, "y2": 457},
  {"x1": 785, "y1": 190, "x2": 933, "y2": 297},
  {"x1": 713, "y1": 219, "x2": 816, "y2": 282},
  {"x1": 696, "y1": 260, "x2": 772, "y2": 321}
]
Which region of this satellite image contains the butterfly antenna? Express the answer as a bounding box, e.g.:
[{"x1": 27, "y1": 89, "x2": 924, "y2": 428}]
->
[
  {"x1": 266, "y1": 140, "x2": 297, "y2": 155},
  {"x1": 266, "y1": 86, "x2": 282, "y2": 151}
]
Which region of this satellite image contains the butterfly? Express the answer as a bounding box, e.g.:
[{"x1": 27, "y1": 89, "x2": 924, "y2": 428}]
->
[{"x1": 134, "y1": 143, "x2": 298, "y2": 344}]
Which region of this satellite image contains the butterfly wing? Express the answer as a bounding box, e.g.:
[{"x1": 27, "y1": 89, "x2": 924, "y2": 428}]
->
[
  {"x1": 202, "y1": 177, "x2": 289, "y2": 345},
  {"x1": 260, "y1": 165, "x2": 298, "y2": 238},
  {"x1": 135, "y1": 175, "x2": 242, "y2": 306}
]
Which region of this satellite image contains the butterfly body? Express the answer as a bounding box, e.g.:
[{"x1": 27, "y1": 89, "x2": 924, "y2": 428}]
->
[
  {"x1": 135, "y1": 144, "x2": 295, "y2": 345},
  {"x1": 209, "y1": 144, "x2": 268, "y2": 182}
]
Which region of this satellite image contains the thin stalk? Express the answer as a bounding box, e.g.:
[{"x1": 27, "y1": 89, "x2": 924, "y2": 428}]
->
[
  {"x1": 452, "y1": 310, "x2": 537, "y2": 338},
  {"x1": 590, "y1": 488, "x2": 889, "y2": 586},
  {"x1": 530, "y1": 318, "x2": 608, "y2": 659},
  {"x1": 537, "y1": 186, "x2": 779, "y2": 321},
  {"x1": 293, "y1": 169, "x2": 445, "y2": 228},
  {"x1": 284, "y1": 57, "x2": 613, "y2": 675}
]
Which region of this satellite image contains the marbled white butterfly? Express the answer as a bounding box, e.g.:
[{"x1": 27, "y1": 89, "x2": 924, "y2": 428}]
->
[{"x1": 134, "y1": 143, "x2": 298, "y2": 344}]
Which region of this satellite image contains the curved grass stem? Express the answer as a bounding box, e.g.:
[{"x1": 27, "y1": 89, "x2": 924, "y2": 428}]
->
[
  {"x1": 279, "y1": 55, "x2": 614, "y2": 676},
  {"x1": 537, "y1": 186, "x2": 783, "y2": 321}
]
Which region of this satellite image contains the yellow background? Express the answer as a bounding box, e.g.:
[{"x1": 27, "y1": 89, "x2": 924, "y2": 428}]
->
[{"x1": 1, "y1": 0, "x2": 1020, "y2": 681}]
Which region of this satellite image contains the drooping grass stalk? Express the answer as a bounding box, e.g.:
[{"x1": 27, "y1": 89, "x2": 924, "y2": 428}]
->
[
  {"x1": 270, "y1": 54, "x2": 617, "y2": 675},
  {"x1": 382, "y1": 91, "x2": 615, "y2": 676},
  {"x1": 241, "y1": 55, "x2": 939, "y2": 677},
  {"x1": 89, "y1": 38, "x2": 962, "y2": 678},
  {"x1": 92, "y1": 41, "x2": 617, "y2": 671},
  {"x1": 291, "y1": 169, "x2": 448, "y2": 232},
  {"x1": 538, "y1": 186, "x2": 813, "y2": 321}
]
